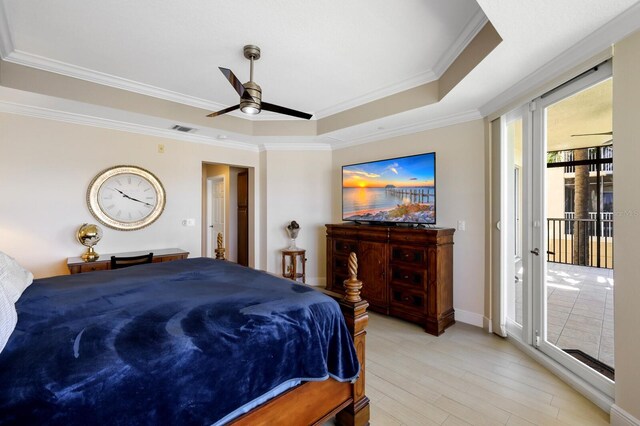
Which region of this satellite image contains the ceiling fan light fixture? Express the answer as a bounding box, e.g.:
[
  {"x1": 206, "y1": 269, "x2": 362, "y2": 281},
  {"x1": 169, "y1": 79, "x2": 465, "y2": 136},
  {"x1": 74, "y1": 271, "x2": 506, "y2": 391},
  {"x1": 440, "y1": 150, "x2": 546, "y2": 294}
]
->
[
  {"x1": 241, "y1": 105, "x2": 260, "y2": 115},
  {"x1": 207, "y1": 45, "x2": 312, "y2": 120}
]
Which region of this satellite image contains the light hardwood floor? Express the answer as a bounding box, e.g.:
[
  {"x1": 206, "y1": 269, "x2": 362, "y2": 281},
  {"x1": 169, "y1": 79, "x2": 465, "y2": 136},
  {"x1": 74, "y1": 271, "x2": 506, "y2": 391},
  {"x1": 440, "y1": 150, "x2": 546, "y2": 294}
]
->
[{"x1": 339, "y1": 313, "x2": 610, "y2": 426}]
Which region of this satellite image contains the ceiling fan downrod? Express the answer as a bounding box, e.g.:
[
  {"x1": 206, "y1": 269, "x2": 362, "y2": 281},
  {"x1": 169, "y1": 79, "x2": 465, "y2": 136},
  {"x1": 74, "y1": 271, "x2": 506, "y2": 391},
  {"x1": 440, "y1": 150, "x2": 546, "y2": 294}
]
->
[{"x1": 241, "y1": 45, "x2": 262, "y2": 114}]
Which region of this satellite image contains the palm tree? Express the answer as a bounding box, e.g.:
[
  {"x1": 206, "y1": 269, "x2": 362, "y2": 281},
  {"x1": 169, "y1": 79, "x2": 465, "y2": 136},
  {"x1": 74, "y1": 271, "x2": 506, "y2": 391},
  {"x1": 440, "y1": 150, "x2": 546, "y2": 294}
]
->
[{"x1": 573, "y1": 148, "x2": 590, "y2": 265}]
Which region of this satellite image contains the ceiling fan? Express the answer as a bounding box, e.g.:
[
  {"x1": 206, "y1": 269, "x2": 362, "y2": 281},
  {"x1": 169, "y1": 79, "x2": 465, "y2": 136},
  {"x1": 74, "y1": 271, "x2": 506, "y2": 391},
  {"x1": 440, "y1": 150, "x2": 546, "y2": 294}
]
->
[
  {"x1": 207, "y1": 45, "x2": 313, "y2": 120},
  {"x1": 571, "y1": 131, "x2": 613, "y2": 145}
]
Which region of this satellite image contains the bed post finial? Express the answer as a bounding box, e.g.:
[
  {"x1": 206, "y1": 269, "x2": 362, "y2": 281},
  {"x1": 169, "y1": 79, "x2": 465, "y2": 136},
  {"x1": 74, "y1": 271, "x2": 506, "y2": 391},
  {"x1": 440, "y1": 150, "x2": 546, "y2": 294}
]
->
[
  {"x1": 343, "y1": 252, "x2": 362, "y2": 303},
  {"x1": 215, "y1": 232, "x2": 226, "y2": 260}
]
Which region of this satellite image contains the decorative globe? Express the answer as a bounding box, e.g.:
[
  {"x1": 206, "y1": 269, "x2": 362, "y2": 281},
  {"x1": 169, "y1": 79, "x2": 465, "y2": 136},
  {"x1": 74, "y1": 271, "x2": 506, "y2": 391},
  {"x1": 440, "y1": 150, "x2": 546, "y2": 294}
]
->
[{"x1": 77, "y1": 223, "x2": 103, "y2": 261}]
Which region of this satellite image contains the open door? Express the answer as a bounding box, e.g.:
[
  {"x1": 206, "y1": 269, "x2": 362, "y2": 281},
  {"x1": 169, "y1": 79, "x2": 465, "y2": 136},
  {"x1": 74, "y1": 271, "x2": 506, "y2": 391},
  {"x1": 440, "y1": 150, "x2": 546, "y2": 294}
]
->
[{"x1": 237, "y1": 170, "x2": 249, "y2": 266}]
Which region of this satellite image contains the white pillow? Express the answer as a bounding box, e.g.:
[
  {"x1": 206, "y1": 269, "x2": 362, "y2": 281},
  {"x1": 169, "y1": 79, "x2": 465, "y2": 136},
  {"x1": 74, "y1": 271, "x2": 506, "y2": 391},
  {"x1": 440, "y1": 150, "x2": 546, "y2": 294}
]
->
[
  {"x1": 0, "y1": 285, "x2": 18, "y2": 353},
  {"x1": 0, "y1": 251, "x2": 34, "y2": 303}
]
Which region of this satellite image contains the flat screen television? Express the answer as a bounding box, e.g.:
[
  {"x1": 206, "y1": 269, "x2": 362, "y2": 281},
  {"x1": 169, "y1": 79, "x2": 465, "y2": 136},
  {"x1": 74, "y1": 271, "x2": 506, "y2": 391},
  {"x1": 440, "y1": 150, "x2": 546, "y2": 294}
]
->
[{"x1": 342, "y1": 152, "x2": 436, "y2": 224}]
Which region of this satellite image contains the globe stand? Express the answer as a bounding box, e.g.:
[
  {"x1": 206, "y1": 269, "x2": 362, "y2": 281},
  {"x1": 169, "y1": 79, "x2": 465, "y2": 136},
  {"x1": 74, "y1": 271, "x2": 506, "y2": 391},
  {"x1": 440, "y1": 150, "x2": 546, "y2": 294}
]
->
[{"x1": 81, "y1": 246, "x2": 99, "y2": 262}]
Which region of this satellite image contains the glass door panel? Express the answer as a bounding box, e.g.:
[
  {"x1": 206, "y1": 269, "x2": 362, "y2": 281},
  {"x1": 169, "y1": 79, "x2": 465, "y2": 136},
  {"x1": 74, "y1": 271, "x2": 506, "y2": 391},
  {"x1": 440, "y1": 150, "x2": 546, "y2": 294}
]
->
[
  {"x1": 532, "y1": 67, "x2": 614, "y2": 394},
  {"x1": 504, "y1": 110, "x2": 527, "y2": 335}
]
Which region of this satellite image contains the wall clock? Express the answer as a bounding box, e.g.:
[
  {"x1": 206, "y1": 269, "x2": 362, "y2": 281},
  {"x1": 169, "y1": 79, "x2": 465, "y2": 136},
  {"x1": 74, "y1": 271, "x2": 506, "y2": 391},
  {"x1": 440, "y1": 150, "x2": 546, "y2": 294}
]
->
[{"x1": 87, "y1": 165, "x2": 166, "y2": 231}]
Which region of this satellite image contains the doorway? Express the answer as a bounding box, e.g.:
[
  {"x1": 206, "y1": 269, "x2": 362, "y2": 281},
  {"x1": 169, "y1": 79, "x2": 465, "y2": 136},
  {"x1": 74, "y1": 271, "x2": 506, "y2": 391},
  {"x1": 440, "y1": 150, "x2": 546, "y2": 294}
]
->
[
  {"x1": 202, "y1": 163, "x2": 250, "y2": 265},
  {"x1": 502, "y1": 61, "x2": 614, "y2": 396}
]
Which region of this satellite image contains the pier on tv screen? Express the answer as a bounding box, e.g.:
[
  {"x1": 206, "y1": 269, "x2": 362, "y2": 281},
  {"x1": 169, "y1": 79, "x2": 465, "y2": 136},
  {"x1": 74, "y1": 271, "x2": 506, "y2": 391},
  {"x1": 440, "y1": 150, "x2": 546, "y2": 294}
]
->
[{"x1": 342, "y1": 152, "x2": 436, "y2": 224}]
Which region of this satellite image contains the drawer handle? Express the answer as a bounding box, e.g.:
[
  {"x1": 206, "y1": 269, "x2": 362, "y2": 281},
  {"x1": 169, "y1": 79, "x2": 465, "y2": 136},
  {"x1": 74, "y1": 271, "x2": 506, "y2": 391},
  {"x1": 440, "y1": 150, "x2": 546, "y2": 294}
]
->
[
  {"x1": 403, "y1": 275, "x2": 409, "y2": 279},
  {"x1": 403, "y1": 296, "x2": 410, "y2": 301},
  {"x1": 404, "y1": 253, "x2": 410, "y2": 258}
]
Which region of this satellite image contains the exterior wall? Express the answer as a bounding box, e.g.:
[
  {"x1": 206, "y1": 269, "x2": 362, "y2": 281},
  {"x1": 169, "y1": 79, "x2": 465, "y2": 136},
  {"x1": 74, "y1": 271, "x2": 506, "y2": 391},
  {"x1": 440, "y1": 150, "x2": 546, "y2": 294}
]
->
[{"x1": 332, "y1": 119, "x2": 486, "y2": 326}]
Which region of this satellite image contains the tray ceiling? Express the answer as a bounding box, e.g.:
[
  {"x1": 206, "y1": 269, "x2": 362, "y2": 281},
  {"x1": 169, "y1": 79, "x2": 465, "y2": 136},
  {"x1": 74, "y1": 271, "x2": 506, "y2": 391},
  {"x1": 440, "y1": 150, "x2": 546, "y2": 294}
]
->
[{"x1": 1, "y1": 0, "x2": 640, "y2": 148}]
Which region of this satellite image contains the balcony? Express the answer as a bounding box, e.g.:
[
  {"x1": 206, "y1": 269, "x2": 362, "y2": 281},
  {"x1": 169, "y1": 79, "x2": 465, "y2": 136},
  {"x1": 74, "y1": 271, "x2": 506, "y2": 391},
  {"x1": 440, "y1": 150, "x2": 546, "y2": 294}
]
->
[{"x1": 547, "y1": 216, "x2": 613, "y2": 269}]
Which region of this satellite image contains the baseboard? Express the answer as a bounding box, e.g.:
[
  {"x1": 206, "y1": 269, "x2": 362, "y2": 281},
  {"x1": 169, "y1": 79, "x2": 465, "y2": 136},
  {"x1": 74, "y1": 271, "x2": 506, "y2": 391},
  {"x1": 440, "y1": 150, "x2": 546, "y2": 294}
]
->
[
  {"x1": 483, "y1": 316, "x2": 492, "y2": 333},
  {"x1": 454, "y1": 309, "x2": 484, "y2": 327},
  {"x1": 611, "y1": 405, "x2": 640, "y2": 426},
  {"x1": 305, "y1": 277, "x2": 326, "y2": 288}
]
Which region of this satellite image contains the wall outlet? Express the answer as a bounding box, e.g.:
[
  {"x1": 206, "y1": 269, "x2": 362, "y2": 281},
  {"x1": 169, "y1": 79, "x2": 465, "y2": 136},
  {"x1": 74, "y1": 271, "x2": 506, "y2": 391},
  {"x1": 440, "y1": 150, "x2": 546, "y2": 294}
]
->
[
  {"x1": 182, "y1": 218, "x2": 195, "y2": 227},
  {"x1": 457, "y1": 220, "x2": 466, "y2": 231},
  {"x1": 158, "y1": 144, "x2": 165, "y2": 154}
]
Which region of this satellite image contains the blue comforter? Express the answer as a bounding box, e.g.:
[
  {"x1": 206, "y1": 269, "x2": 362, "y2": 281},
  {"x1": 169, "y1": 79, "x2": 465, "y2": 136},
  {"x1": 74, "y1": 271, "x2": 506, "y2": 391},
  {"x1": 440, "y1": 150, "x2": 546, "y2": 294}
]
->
[{"x1": 0, "y1": 258, "x2": 359, "y2": 425}]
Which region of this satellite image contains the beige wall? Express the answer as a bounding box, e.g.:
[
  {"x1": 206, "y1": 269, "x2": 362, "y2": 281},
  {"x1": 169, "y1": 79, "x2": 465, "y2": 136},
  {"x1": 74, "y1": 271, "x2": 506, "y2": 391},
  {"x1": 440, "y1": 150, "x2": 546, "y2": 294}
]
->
[
  {"x1": 263, "y1": 149, "x2": 333, "y2": 286},
  {"x1": 612, "y1": 29, "x2": 640, "y2": 422},
  {"x1": 332, "y1": 120, "x2": 486, "y2": 325},
  {"x1": 0, "y1": 113, "x2": 261, "y2": 278}
]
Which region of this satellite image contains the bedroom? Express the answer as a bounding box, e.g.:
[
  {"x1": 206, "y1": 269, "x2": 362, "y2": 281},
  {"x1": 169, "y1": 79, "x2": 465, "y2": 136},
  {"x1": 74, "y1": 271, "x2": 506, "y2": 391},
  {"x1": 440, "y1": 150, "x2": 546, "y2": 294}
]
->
[{"x1": 1, "y1": 1, "x2": 640, "y2": 425}]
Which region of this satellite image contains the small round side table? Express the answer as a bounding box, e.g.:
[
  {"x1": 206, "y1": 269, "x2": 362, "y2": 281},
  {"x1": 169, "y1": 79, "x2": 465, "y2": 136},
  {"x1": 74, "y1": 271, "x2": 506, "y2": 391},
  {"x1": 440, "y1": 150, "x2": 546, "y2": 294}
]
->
[{"x1": 281, "y1": 248, "x2": 306, "y2": 283}]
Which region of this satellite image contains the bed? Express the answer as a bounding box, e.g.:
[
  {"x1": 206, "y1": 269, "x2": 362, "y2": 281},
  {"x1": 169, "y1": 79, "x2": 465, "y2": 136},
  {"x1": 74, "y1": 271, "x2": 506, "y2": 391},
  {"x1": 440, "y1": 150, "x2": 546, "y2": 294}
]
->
[{"x1": 0, "y1": 254, "x2": 369, "y2": 426}]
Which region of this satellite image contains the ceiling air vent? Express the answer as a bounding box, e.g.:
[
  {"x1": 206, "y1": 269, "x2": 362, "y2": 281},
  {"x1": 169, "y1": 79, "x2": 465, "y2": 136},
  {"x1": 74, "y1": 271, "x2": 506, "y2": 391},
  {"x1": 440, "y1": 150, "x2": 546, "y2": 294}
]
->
[{"x1": 171, "y1": 124, "x2": 196, "y2": 133}]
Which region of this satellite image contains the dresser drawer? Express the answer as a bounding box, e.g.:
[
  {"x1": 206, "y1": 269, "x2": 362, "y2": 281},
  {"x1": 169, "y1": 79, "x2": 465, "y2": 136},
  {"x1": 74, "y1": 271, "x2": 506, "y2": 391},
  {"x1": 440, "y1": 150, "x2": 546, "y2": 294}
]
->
[
  {"x1": 390, "y1": 266, "x2": 426, "y2": 289},
  {"x1": 332, "y1": 274, "x2": 346, "y2": 292},
  {"x1": 333, "y1": 239, "x2": 358, "y2": 256},
  {"x1": 77, "y1": 262, "x2": 109, "y2": 273},
  {"x1": 390, "y1": 246, "x2": 425, "y2": 266},
  {"x1": 390, "y1": 287, "x2": 425, "y2": 313}
]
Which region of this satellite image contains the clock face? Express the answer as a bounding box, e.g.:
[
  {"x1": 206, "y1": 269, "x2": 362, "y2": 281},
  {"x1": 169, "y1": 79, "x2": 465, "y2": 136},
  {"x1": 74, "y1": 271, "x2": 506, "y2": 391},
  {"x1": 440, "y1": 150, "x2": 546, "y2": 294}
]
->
[{"x1": 87, "y1": 166, "x2": 165, "y2": 230}]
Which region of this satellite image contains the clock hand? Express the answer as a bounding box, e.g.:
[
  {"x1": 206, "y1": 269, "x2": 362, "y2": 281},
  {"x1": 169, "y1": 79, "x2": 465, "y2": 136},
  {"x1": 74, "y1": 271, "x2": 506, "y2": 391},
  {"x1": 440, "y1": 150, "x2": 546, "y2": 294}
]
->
[
  {"x1": 109, "y1": 187, "x2": 153, "y2": 206},
  {"x1": 111, "y1": 187, "x2": 131, "y2": 199},
  {"x1": 125, "y1": 195, "x2": 153, "y2": 207}
]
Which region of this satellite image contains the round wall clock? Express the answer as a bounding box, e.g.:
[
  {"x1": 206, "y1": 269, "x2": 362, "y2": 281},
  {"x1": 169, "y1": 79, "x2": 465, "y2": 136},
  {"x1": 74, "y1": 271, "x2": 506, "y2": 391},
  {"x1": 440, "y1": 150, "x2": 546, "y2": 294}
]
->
[{"x1": 87, "y1": 165, "x2": 166, "y2": 231}]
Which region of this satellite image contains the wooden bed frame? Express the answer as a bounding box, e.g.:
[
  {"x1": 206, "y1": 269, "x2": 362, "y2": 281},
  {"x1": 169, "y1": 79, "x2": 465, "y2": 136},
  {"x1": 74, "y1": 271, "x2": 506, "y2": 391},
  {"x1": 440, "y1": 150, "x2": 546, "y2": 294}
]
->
[{"x1": 216, "y1": 238, "x2": 369, "y2": 426}]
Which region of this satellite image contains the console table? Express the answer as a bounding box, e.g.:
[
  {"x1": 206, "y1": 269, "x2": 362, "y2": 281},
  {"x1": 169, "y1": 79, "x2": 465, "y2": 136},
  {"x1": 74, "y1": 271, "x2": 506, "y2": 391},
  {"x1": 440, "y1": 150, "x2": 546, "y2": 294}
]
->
[
  {"x1": 326, "y1": 224, "x2": 454, "y2": 335},
  {"x1": 67, "y1": 248, "x2": 189, "y2": 274}
]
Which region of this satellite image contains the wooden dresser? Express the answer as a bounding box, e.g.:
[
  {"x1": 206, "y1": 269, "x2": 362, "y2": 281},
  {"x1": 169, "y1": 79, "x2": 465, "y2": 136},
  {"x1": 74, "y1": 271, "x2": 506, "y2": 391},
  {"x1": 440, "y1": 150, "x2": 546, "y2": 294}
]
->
[
  {"x1": 326, "y1": 224, "x2": 454, "y2": 335},
  {"x1": 67, "y1": 248, "x2": 189, "y2": 274}
]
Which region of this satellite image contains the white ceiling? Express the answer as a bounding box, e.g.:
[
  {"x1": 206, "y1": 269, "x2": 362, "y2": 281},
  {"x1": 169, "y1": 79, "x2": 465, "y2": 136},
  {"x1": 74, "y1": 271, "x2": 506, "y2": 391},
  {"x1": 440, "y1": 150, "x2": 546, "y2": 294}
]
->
[
  {"x1": 1, "y1": 0, "x2": 640, "y2": 148},
  {"x1": 2, "y1": 0, "x2": 482, "y2": 118}
]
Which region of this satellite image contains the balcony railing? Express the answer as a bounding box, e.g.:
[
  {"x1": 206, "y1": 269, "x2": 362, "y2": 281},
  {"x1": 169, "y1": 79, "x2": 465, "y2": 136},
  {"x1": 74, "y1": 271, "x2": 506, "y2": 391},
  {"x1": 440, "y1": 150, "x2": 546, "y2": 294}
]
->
[
  {"x1": 547, "y1": 217, "x2": 613, "y2": 269},
  {"x1": 562, "y1": 147, "x2": 613, "y2": 173}
]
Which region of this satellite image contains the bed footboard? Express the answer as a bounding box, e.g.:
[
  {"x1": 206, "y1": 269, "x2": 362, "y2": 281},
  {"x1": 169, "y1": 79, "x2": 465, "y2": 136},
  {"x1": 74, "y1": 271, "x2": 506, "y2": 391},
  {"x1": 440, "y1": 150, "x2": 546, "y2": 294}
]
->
[{"x1": 231, "y1": 252, "x2": 369, "y2": 426}]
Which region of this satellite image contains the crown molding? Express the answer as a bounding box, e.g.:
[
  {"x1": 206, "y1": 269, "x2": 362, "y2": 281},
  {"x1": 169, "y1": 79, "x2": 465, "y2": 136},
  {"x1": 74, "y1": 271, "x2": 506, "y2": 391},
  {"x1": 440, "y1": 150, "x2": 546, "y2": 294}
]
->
[
  {"x1": 0, "y1": 101, "x2": 260, "y2": 152},
  {"x1": 479, "y1": 1, "x2": 640, "y2": 117},
  {"x1": 0, "y1": 0, "x2": 13, "y2": 58},
  {"x1": 312, "y1": 69, "x2": 438, "y2": 120},
  {"x1": 432, "y1": 9, "x2": 489, "y2": 77},
  {"x1": 313, "y1": 9, "x2": 488, "y2": 120},
  {"x1": 4, "y1": 49, "x2": 231, "y2": 111},
  {"x1": 259, "y1": 143, "x2": 332, "y2": 152},
  {"x1": 330, "y1": 109, "x2": 483, "y2": 150}
]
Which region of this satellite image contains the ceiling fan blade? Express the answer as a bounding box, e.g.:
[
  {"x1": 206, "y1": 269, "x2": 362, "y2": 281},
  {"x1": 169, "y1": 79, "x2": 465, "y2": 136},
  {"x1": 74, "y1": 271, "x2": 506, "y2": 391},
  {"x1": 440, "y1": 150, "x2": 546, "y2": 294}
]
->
[
  {"x1": 571, "y1": 131, "x2": 613, "y2": 137},
  {"x1": 261, "y1": 102, "x2": 313, "y2": 120},
  {"x1": 219, "y1": 67, "x2": 246, "y2": 98},
  {"x1": 207, "y1": 104, "x2": 240, "y2": 117}
]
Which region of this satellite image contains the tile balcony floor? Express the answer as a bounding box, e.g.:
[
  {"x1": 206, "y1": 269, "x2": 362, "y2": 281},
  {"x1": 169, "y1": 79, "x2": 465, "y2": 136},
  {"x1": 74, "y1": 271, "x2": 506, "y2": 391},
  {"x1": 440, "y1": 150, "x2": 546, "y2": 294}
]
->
[{"x1": 514, "y1": 262, "x2": 614, "y2": 369}]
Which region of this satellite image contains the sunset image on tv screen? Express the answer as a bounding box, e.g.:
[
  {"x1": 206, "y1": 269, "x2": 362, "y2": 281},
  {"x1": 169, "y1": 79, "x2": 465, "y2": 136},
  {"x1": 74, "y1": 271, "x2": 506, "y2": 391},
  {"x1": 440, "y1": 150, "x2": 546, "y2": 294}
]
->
[{"x1": 342, "y1": 152, "x2": 436, "y2": 224}]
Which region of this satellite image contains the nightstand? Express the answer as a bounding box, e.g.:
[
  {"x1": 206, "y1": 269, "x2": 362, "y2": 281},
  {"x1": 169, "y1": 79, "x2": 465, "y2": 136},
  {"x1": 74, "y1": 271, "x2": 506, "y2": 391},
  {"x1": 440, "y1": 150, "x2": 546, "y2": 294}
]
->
[{"x1": 281, "y1": 249, "x2": 306, "y2": 284}]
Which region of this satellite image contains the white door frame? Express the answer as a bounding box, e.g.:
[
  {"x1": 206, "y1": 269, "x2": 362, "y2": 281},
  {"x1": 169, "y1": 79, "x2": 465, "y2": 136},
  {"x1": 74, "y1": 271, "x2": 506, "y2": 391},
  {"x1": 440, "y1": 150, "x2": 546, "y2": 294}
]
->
[{"x1": 206, "y1": 175, "x2": 225, "y2": 258}]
